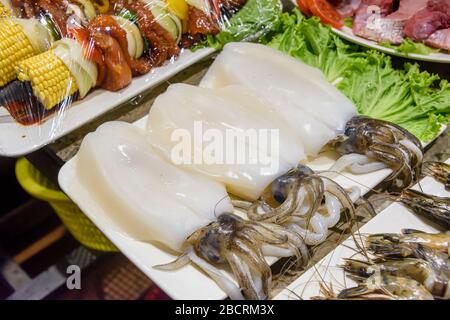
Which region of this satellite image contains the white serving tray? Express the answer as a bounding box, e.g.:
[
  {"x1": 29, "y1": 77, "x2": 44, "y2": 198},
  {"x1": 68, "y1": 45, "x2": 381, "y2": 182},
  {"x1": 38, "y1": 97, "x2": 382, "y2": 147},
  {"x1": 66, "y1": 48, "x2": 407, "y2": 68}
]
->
[
  {"x1": 274, "y1": 159, "x2": 450, "y2": 300},
  {"x1": 333, "y1": 26, "x2": 450, "y2": 64},
  {"x1": 0, "y1": 48, "x2": 215, "y2": 157},
  {"x1": 58, "y1": 115, "x2": 443, "y2": 300}
]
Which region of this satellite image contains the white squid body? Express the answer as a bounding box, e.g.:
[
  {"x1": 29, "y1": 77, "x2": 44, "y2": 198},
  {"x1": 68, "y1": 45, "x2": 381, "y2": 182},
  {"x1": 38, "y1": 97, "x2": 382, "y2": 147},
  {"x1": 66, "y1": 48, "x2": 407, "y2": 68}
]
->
[
  {"x1": 147, "y1": 83, "x2": 306, "y2": 201},
  {"x1": 199, "y1": 42, "x2": 358, "y2": 156},
  {"x1": 75, "y1": 121, "x2": 233, "y2": 252}
]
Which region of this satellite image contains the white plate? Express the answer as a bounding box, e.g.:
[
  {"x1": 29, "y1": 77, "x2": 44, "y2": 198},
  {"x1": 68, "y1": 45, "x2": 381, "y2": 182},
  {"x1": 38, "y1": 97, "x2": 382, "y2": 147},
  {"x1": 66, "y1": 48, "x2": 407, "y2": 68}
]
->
[
  {"x1": 289, "y1": 0, "x2": 450, "y2": 63},
  {"x1": 274, "y1": 159, "x2": 450, "y2": 300},
  {"x1": 58, "y1": 115, "x2": 442, "y2": 300},
  {"x1": 0, "y1": 48, "x2": 215, "y2": 157},
  {"x1": 334, "y1": 26, "x2": 450, "y2": 63}
]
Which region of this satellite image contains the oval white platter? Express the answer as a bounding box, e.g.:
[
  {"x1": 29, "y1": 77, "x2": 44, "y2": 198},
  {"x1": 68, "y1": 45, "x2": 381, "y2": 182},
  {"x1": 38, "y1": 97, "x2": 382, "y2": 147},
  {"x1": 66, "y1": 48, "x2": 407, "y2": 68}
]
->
[
  {"x1": 0, "y1": 48, "x2": 215, "y2": 157},
  {"x1": 334, "y1": 26, "x2": 450, "y2": 64},
  {"x1": 58, "y1": 115, "x2": 443, "y2": 300},
  {"x1": 288, "y1": 0, "x2": 450, "y2": 63},
  {"x1": 274, "y1": 158, "x2": 450, "y2": 300}
]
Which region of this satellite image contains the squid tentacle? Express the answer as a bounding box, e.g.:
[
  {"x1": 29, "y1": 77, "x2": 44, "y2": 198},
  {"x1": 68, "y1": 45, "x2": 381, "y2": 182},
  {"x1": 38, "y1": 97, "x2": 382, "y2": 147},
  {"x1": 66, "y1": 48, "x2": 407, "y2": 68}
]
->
[
  {"x1": 231, "y1": 237, "x2": 272, "y2": 299},
  {"x1": 153, "y1": 250, "x2": 191, "y2": 271},
  {"x1": 156, "y1": 247, "x2": 245, "y2": 300},
  {"x1": 331, "y1": 116, "x2": 423, "y2": 191},
  {"x1": 320, "y1": 176, "x2": 357, "y2": 221},
  {"x1": 289, "y1": 214, "x2": 329, "y2": 245},
  {"x1": 369, "y1": 142, "x2": 413, "y2": 189},
  {"x1": 226, "y1": 251, "x2": 263, "y2": 300},
  {"x1": 237, "y1": 227, "x2": 286, "y2": 246},
  {"x1": 262, "y1": 223, "x2": 310, "y2": 265}
]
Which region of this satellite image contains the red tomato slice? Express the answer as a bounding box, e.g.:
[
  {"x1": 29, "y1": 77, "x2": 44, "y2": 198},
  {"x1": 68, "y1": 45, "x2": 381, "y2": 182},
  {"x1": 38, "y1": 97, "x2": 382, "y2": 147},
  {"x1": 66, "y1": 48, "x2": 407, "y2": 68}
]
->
[
  {"x1": 67, "y1": 27, "x2": 106, "y2": 86},
  {"x1": 296, "y1": 0, "x2": 312, "y2": 16},
  {"x1": 307, "y1": 0, "x2": 343, "y2": 29}
]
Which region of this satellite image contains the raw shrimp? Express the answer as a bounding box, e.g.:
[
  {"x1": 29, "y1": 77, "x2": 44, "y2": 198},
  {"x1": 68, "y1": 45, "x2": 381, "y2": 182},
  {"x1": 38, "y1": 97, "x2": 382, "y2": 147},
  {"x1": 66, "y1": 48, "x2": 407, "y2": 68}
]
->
[
  {"x1": 343, "y1": 258, "x2": 449, "y2": 299},
  {"x1": 367, "y1": 229, "x2": 450, "y2": 257},
  {"x1": 337, "y1": 275, "x2": 434, "y2": 300},
  {"x1": 74, "y1": 121, "x2": 309, "y2": 300},
  {"x1": 200, "y1": 43, "x2": 423, "y2": 191},
  {"x1": 396, "y1": 189, "x2": 450, "y2": 229},
  {"x1": 423, "y1": 161, "x2": 450, "y2": 190}
]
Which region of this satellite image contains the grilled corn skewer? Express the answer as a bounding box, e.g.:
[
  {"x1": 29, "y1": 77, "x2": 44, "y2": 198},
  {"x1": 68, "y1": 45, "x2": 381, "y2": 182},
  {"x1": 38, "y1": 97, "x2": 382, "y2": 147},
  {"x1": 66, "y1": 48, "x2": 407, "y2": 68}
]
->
[
  {"x1": 0, "y1": 0, "x2": 103, "y2": 88},
  {"x1": 17, "y1": 50, "x2": 79, "y2": 110},
  {"x1": 0, "y1": 20, "x2": 37, "y2": 87}
]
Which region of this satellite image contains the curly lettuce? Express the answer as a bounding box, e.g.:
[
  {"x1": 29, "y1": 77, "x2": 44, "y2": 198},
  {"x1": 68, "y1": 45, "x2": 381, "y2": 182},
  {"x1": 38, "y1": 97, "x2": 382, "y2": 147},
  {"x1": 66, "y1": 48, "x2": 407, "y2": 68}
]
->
[
  {"x1": 381, "y1": 38, "x2": 439, "y2": 55},
  {"x1": 264, "y1": 10, "x2": 449, "y2": 141}
]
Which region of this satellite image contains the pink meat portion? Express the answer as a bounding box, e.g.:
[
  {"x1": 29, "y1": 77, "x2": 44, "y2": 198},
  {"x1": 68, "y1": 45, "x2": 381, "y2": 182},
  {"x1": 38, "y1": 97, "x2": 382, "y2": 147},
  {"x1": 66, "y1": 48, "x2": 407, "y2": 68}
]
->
[
  {"x1": 428, "y1": 0, "x2": 450, "y2": 16},
  {"x1": 385, "y1": 0, "x2": 428, "y2": 20},
  {"x1": 353, "y1": 0, "x2": 395, "y2": 34},
  {"x1": 425, "y1": 28, "x2": 450, "y2": 50},
  {"x1": 352, "y1": 0, "x2": 404, "y2": 43},
  {"x1": 404, "y1": 8, "x2": 450, "y2": 41},
  {"x1": 340, "y1": 0, "x2": 450, "y2": 49},
  {"x1": 330, "y1": 0, "x2": 362, "y2": 18}
]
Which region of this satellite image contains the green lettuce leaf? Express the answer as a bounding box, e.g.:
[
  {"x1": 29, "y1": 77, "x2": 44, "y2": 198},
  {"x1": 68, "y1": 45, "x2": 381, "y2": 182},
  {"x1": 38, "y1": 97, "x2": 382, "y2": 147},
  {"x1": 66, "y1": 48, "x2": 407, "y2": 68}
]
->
[
  {"x1": 264, "y1": 10, "x2": 449, "y2": 141},
  {"x1": 195, "y1": 0, "x2": 283, "y2": 50},
  {"x1": 380, "y1": 38, "x2": 440, "y2": 55},
  {"x1": 343, "y1": 17, "x2": 353, "y2": 28},
  {"x1": 267, "y1": 11, "x2": 367, "y2": 83}
]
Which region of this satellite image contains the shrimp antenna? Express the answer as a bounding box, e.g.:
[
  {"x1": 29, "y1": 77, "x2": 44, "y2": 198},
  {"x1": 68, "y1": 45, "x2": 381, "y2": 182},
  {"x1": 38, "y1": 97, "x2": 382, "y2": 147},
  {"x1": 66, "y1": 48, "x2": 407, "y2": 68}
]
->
[
  {"x1": 417, "y1": 179, "x2": 425, "y2": 193},
  {"x1": 214, "y1": 195, "x2": 232, "y2": 218},
  {"x1": 317, "y1": 170, "x2": 383, "y2": 195},
  {"x1": 285, "y1": 288, "x2": 303, "y2": 300}
]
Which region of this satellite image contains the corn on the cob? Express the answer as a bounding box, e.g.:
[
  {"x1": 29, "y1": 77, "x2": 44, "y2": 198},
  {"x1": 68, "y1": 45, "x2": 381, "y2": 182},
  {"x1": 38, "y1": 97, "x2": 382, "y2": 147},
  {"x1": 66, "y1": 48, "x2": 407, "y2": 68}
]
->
[
  {"x1": 0, "y1": 2, "x2": 11, "y2": 17},
  {"x1": 17, "y1": 50, "x2": 79, "y2": 110},
  {"x1": 0, "y1": 20, "x2": 36, "y2": 87}
]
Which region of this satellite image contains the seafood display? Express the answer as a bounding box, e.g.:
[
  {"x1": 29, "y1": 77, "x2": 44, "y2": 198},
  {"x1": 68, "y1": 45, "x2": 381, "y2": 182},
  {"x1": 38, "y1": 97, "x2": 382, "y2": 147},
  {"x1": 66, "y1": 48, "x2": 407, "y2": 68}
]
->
[
  {"x1": 75, "y1": 121, "x2": 309, "y2": 300},
  {"x1": 0, "y1": 0, "x2": 277, "y2": 125},
  {"x1": 199, "y1": 42, "x2": 424, "y2": 191},
  {"x1": 54, "y1": 16, "x2": 447, "y2": 299},
  {"x1": 295, "y1": 0, "x2": 450, "y2": 52},
  {"x1": 0, "y1": 0, "x2": 446, "y2": 302}
]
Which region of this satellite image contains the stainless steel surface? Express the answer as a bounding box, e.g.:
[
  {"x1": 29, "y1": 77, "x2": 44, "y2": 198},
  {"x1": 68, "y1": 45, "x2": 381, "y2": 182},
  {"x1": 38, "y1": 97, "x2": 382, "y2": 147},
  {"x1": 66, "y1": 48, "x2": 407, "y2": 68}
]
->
[
  {"x1": 1, "y1": 257, "x2": 31, "y2": 291},
  {"x1": 7, "y1": 247, "x2": 98, "y2": 300}
]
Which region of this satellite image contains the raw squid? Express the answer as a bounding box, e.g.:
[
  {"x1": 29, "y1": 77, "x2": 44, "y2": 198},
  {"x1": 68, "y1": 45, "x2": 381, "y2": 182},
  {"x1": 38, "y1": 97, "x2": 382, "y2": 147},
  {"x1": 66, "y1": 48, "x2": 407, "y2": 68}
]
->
[
  {"x1": 75, "y1": 121, "x2": 309, "y2": 300},
  {"x1": 147, "y1": 83, "x2": 306, "y2": 201},
  {"x1": 200, "y1": 42, "x2": 357, "y2": 154},
  {"x1": 146, "y1": 84, "x2": 358, "y2": 246},
  {"x1": 76, "y1": 121, "x2": 229, "y2": 250},
  {"x1": 199, "y1": 43, "x2": 423, "y2": 190}
]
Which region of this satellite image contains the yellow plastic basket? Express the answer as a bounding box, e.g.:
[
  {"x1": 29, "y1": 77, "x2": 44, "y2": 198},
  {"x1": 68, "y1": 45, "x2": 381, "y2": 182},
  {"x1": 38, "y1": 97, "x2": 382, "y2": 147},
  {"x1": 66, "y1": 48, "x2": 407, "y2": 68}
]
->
[{"x1": 15, "y1": 158, "x2": 117, "y2": 252}]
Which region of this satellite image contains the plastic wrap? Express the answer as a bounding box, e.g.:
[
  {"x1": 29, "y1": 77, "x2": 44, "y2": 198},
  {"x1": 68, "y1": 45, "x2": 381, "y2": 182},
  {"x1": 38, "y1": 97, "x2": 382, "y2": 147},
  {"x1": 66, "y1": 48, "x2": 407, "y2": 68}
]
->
[{"x1": 0, "y1": 0, "x2": 282, "y2": 156}]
